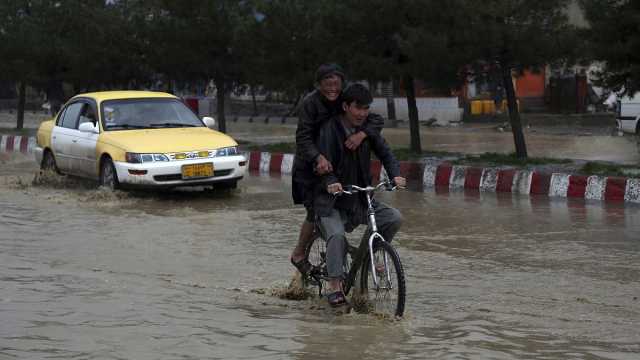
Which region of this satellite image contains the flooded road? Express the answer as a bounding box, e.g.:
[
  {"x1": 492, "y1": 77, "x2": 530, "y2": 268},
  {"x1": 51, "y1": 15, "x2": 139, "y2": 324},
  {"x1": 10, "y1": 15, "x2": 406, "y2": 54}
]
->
[
  {"x1": 1, "y1": 156, "x2": 639, "y2": 359},
  {"x1": 225, "y1": 122, "x2": 640, "y2": 165},
  {"x1": 3, "y1": 111, "x2": 640, "y2": 163}
]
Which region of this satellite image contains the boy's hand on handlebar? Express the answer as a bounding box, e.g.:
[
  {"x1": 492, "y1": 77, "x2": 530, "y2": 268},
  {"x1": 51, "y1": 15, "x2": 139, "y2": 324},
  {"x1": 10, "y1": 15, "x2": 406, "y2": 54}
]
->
[
  {"x1": 393, "y1": 177, "x2": 406, "y2": 189},
  {"x1": 327, "y1": 182, "x2": 343, "y2": 195},
  {"x1": 315, "y1": 154, "x2": 333, "y2": 175}
]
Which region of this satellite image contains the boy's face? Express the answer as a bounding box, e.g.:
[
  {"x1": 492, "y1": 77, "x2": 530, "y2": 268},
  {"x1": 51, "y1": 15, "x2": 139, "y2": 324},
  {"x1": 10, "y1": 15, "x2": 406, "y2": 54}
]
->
[
  {"x1": 318, "y1": 74, "x2": 342, "y2": 102},
  {"x1": 343, "y1": 101, "x2": 369, "y2": 127}
]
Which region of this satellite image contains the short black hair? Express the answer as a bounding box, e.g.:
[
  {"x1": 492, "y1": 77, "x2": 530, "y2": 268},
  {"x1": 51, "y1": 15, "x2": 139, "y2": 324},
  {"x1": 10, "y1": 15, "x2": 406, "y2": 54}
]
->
[{"x1": 341, "y1": 83, "x2": 372, "y2": 107}]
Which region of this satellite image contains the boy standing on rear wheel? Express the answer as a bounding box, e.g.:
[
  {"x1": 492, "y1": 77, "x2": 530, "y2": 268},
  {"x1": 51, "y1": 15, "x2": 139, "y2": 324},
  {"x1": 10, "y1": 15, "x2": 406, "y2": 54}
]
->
[
  {"x1": 290, "y1": 64, "x2": 384, "y2": 276},
  {"x1": 313, "y1": 83, "x2": 405, "y2": 307}
]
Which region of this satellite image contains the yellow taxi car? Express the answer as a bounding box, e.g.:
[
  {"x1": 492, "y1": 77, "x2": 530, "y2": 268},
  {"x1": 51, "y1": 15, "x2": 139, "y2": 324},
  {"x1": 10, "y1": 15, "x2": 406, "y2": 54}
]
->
[{"x1": 34, "y1": 91, "x2": 246, "y2": 190}]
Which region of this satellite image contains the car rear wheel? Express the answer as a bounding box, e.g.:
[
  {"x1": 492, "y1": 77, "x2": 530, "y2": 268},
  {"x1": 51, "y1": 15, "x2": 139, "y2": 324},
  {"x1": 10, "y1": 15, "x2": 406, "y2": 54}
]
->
[
  {"x1": 100, "y1": 158, "x2": 120, "y2": 190},
  {"x1": 41, "y1": 150, "x2": 59, "y2": 174}
]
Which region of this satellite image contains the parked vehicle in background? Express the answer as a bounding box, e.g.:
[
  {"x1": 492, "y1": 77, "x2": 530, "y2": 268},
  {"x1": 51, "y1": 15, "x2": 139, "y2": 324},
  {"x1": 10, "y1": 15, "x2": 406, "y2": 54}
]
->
[
  {"x1": 616, "y1": 93, "x2": 640, "y2": 134},
  {"x1": 34, "y1": 91, "x2": 246, "y2": 190}
]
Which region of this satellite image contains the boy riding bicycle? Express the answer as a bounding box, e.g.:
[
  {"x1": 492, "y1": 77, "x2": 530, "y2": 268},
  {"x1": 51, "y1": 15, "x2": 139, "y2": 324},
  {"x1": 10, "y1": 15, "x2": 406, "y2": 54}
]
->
[
  {"x1": 312, "y1": 83, "x2": 406, "y2": 307},
  {"x1": 290, "y1": 64, "x2": 384, "y2": 277}
]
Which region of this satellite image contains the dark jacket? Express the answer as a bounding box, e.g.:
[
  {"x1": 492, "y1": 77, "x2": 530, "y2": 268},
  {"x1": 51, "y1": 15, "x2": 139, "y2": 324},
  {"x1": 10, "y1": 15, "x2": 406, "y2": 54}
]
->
[
  {"x1": 292, "y1": 89, "x2": 385, "y2": 205},
  {"x1": 313, "y1": 115, "x2": 400, "y2": 224}
]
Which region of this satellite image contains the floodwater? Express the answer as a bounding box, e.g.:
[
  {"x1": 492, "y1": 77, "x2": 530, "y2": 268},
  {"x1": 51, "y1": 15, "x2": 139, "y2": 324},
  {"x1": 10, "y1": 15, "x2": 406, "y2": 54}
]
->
[
  {"x1": 226, "y1": 122, "x2": 640, "y2": 165},
  {"x1": 1, "y1": 155, "x2": 639, "y2": 359},
  {"x1": 3, "y1": 111, "x2": 640, "y2": 164}
]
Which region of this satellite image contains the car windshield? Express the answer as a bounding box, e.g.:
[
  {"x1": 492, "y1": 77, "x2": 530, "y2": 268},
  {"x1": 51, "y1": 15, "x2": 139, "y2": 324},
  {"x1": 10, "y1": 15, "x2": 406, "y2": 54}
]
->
[{"x1": 101, "y1": 98, "x2": 204, "y2": 130}]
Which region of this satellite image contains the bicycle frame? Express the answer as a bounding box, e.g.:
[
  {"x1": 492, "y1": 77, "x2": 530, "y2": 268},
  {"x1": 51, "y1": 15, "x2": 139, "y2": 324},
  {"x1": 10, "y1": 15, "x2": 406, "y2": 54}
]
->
[{"x1": 337, "y1": 182, "x2": 395, "y2": 295}]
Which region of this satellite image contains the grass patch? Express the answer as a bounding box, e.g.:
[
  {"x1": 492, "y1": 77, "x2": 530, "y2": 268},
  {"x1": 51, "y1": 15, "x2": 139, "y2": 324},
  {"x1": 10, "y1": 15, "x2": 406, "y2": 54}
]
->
[
  {"x1": 0, "y1": 127, "x2": 37, "y2": 136},
  {"x1": 390, "y1": 148, "x2": 459, "y2": 161},
  {"x1": 240, "y1": 143, "x2": 460, "y2": 160},
  {"x1": 453, "y1": 152, "x2": 573, "y2": 166},
  {"x1": 579, "y1": 162, "x2": 640, "y2": 177}
]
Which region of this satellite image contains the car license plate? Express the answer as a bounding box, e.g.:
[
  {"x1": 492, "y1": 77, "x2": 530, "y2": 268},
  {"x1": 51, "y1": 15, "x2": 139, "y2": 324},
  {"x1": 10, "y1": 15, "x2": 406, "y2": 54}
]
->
[{"x1": 182, "y1": 163, "x2": 214, "y2": 179}]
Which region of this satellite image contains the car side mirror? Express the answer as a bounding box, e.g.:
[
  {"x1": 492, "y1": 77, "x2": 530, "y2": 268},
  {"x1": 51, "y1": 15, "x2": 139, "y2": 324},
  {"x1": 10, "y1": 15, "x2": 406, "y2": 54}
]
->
[
  {"x1": 202, "y1": 116, "x2": 216, "y2": 128},
  {"x1": 79, "y1": 122, "x2": 99, "y2": 134}
]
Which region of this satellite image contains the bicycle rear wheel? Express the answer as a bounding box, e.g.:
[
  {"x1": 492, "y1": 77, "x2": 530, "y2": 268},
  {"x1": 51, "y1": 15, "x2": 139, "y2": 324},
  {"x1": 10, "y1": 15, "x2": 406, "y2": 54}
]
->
[
  {"x1": 305, "y1": 233, "x2": 353, "y2": 298},
  {"x1": 360, "y1": 241, "x2": 406, "y2": 317}
]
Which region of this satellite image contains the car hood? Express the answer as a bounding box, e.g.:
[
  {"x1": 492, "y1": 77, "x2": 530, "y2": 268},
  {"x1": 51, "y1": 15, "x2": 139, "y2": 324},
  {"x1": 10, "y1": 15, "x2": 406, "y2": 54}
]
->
[{"x1": 99, "y1": 127, "x2": 238, "y2": 153}]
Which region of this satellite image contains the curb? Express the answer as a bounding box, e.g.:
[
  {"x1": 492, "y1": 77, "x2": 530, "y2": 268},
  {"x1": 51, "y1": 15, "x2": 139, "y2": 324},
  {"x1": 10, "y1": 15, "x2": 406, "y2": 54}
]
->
[
  {"x1": 3, "y1": 139, "x2": 638, "y2": 204},
  {"x1": 245, "y1": 151, "x2": 640, "y2": 204},
  {"x1": 0, "y1": 135, "x2": 37, "y2": 154}
]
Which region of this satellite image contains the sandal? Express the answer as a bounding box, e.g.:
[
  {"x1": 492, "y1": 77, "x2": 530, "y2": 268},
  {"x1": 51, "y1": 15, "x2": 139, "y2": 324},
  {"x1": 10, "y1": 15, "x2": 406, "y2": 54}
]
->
[
  {"x1": 327, "y1": 291, "x2": 347, "y2": 307},
  {"x1": 291, "y1": 257, "x2": 315, "y2": 276}
]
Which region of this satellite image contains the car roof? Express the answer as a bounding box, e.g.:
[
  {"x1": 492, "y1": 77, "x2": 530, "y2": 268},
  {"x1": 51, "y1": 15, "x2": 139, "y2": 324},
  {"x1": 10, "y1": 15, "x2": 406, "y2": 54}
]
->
[{"x1": 72, "y1": 91, "x2": 178, "y2": 103}]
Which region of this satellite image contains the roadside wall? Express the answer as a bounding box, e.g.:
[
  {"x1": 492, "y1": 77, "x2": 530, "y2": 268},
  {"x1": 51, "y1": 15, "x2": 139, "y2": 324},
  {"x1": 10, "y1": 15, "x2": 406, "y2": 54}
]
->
[{"x1": 369, "y1": 97, "x2": 463, "y2": 125}]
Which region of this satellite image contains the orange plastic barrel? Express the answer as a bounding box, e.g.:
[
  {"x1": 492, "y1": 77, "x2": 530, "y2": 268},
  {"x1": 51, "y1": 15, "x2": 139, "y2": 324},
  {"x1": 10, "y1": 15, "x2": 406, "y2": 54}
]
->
[
  {"x1": 482, "y1": 100, "x2": 496, "y2": 115},
  {"x1": 471, "y1": 100, "x2": 483, "y2": 115}
]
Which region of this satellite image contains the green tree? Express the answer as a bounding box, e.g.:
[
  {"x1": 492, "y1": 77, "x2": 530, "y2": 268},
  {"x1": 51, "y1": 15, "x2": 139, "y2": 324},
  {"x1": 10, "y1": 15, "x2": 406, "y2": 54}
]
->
[
  {"x1": 146, "y1": 0, "x2": 253, "y2": 133},
  {"x1": 252, "y1": 0, "x2": 337, "y2": 110},
  {"x1": 330, "y1": 0, "x2": 468, "y2": 154},
  {"x1": 0, "y1": 1, "x2": 39, "y2": 129},
  {"x1": 581, "y1": 0, "x2": 640, "y2": 96},
  {"x1": 0, "y1": 0, "x2": 140, "y2": 128},
  {"x1": 469, "y1": 0, "x2": 579, "y2": 158}
]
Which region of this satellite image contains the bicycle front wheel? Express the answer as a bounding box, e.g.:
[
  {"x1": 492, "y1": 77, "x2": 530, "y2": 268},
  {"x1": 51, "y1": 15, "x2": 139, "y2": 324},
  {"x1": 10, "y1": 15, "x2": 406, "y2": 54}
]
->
[{"x1": 360, "y1": 241, "x2": 406, "y2": 318}]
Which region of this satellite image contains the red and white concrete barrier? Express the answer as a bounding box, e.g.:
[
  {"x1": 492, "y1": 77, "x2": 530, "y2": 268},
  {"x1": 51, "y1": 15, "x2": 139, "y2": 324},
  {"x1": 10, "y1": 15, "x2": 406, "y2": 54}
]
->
[
  {"x1": 245, "y1": 151, "x2": 640, "y2": 204},
  {"x1": 3, "y1": 144, "x2": 638, "y2": 203},
  {"x1": 0, "y1": 135, "x2": 36, "y2": 154}
]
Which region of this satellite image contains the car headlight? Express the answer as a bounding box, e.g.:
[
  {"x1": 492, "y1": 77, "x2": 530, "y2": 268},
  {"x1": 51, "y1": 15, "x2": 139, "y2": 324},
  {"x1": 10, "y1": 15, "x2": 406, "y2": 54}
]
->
[
  {"x1": 126, "y1": 152, "x2": 170, "y2": 163},
  {"x1": 214, "y1": 146, "x2": 238, "y2": 157}
]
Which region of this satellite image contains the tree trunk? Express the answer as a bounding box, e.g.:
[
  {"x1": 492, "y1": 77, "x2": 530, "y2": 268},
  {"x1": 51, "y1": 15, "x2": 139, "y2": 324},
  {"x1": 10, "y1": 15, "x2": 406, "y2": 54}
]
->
[
  {"x1": 215, "y1": 74, "x2": 227, "y2": 133},
  {"x1": 16, "y1": 81, "x2": 26, "y2": 130},
  {"x1": 501, "y1": 64, "x2": 527, "y2": 158},
  {"x1": 287, "y1": 93, "x2": 304, "y2": 116},
  {"x1": 167, "y1": 79, "x2": 174, "y2": 94},
  {"x1": 46, "y1": 80, "x2": 64, "y2": 116},
  {"x1": 250, "y1": 85, "x2": 258, "y2": 116},
  {"x1": 403, "y1": 73, "x2": 421, "y2": 154},
  {"x1": 385, "y1": 78, "x2": 397, "y2": 128}
]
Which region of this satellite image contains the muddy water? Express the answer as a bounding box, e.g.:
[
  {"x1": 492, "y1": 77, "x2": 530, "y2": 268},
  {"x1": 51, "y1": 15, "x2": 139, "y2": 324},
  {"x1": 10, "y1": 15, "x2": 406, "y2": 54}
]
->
[
  {"x1": 1, "y1": 157, "x2": 639, "y2": 359},
  {"x1": 223, "y1": 122, "x2": 640, "y2": 165},
  {"x1": 383, "y1": 126, "x2": 640, "y2": 165}
]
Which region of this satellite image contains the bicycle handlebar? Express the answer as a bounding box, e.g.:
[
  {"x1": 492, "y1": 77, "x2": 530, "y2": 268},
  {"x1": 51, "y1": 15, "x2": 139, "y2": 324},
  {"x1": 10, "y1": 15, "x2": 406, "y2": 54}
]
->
[{"x1": 333, "y1": 180, "x2": 398, "y2": 196}]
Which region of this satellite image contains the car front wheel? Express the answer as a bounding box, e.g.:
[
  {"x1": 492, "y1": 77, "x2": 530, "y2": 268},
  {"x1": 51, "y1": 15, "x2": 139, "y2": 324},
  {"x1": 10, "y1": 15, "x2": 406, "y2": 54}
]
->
[
  {"x1": 100, "y1": 158, "x2": 120, "y2": 190},
  {"x1": 41, "y1": 150, "x2": 59, "y2": 174}
]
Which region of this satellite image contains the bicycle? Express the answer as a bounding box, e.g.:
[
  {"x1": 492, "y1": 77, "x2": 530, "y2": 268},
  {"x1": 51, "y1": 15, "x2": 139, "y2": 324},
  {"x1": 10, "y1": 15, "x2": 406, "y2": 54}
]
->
[{"x1": 304, "y1": 180, "x2": 406, "y2": 318}]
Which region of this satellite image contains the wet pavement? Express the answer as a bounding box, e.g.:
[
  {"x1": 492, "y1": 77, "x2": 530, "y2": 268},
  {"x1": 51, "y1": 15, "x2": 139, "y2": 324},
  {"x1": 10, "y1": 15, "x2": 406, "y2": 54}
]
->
[
  {"x1": 1, "y1": 156, "x2": 639, "y2": 359},
  {"x1": 3, "y1": 111, "x2": 640, "y2": 165},
  {"x1": 228, "y1": 122, "x2": 640, "y2": 165}
]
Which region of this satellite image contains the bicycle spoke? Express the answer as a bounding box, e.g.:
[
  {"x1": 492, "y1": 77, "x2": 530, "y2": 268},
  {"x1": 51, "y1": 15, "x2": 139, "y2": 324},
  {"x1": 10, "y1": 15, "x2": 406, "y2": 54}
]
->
[{"x1": 360, "y1": 241, "x2": 406, "y2": 317}]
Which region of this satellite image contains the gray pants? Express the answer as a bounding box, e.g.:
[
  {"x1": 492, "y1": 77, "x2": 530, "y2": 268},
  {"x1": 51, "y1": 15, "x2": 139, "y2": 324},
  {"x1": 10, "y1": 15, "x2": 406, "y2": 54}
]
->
[{"x1": 318, "y1": 203, "x2": 402, "y2": 279}]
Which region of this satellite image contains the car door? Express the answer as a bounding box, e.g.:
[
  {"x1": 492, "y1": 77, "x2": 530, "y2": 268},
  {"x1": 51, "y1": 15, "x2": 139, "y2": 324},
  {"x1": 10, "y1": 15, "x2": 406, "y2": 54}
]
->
[
  {"x1": 51, "y1": 102, "x2": 83, "y2": 173},
  {"x1": 74, "y1": 103, "x2": 100, "y2": 179}
]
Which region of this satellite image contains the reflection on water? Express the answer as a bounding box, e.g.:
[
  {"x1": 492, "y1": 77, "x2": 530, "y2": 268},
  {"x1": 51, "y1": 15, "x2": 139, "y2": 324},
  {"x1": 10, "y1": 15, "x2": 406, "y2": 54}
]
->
[{"x1": 1, "y1": 166, "x2": 639, "y2": 359}]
